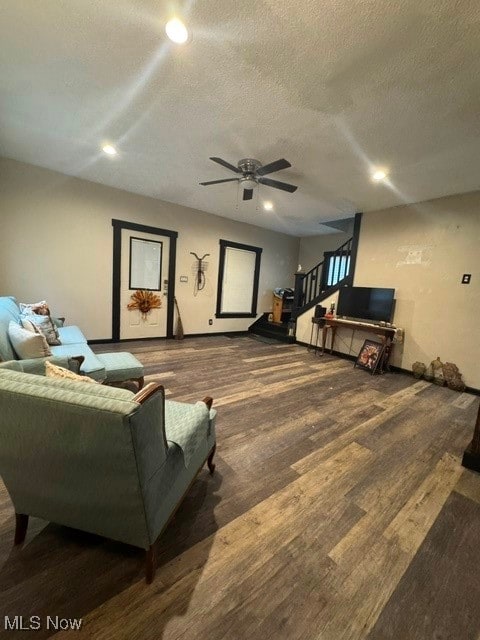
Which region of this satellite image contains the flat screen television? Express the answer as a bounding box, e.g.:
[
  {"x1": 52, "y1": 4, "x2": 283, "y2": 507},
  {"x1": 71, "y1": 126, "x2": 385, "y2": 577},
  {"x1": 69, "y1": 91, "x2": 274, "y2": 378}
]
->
[{"x1": 337, "y1": 287, "x2": 395, "y2": 323}]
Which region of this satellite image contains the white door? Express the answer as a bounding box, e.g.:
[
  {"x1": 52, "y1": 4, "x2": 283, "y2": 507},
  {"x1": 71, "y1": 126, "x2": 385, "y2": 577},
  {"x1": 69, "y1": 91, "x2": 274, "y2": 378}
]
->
[{"x1": 120, "y1": 229, "x2": 170, "y2": 339}]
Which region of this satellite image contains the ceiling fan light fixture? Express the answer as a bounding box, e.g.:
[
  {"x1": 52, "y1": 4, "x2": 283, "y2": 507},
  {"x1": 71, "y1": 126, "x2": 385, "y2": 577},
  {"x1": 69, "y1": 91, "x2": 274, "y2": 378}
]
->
[
  {"x1": 240, "y1": 176, "x2": 257, "y2": 190},
  {"x1": 165, "y1": 18, "x2": 189, "y2": 44}
]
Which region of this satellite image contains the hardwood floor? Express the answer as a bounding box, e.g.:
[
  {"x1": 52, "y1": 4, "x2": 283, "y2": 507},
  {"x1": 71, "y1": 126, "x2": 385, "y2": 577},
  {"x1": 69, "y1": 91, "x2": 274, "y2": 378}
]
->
[{"x1": 1, "y1": 335, "x2": 479, "y2": 639}]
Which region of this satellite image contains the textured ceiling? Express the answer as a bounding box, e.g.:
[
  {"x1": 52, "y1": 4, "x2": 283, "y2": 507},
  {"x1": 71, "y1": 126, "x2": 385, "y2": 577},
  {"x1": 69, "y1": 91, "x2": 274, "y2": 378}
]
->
[{"x1": 1, "y1": 0, "x2": 479, "y2": 236}]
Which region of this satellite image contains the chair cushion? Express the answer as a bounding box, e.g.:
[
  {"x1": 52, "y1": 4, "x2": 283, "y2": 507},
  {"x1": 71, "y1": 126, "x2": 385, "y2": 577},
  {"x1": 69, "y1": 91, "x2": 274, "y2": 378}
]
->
[
  {"x1": 57, "y1": 325, "x2": 87, "y2": 345},
  {"x1": 96, "y1": 352, "x2": 144, "y2": 383},
  {"x1": 164, "y1": 400, "x2": 211, "y2": 467}
]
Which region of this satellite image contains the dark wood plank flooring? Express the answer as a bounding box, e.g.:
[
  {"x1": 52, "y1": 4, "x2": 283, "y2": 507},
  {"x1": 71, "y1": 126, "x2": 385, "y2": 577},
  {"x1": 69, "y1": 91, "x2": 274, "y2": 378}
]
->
[
  {"x1": 368, "y1": 491, "x2": 480, "y2": 640},
  {"x1": 0, "y1": 335, "x2": 479, "y2": 639}
]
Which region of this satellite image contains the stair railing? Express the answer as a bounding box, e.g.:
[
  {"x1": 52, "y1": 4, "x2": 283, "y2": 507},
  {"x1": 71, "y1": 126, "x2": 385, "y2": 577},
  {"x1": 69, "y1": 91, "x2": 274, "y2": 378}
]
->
[{"x1": 292, "y1": 237, "x2": 353, "y2": 318}]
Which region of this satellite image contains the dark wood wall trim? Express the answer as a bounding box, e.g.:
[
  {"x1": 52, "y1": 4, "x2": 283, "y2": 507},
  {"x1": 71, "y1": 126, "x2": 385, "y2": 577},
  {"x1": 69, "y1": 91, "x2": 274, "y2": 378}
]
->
[
  {"x1": 215, "y1": 239, "x2": 263, "y2": 319},
  {"x1": 112, "y1": 219, "x2": 179, "y2": 238},
  {"x1": 88, "y1": 331, "x2": 249, "y2": 345},
  {"x1": 166, "y1": 235, "x2": 177, "y2": 338},
  {"x1": 111, "y1": 219, "x2": 178, "y2": 341},
  {"x1": 346, "y1": 212, "x2": 363, "y2": 286},
  {"x1": 112, "y1": 222, "x2": 122, "y2": 342}
]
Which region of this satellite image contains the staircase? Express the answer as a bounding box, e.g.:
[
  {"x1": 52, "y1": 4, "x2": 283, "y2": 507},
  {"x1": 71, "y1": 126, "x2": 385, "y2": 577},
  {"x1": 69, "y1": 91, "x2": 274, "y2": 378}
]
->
[
  {"x1": 292, "y1": 237, "x2": 352, "y2": 317},
  {"x1": 292, "y1": 213, "x2": 362, "y2": 321},
  {"x1": 248, "y1": 212, "x2": 362, "y2": 343},
  {"x1": 248, "y1": 313, "x2": 296, "y2": 344}
]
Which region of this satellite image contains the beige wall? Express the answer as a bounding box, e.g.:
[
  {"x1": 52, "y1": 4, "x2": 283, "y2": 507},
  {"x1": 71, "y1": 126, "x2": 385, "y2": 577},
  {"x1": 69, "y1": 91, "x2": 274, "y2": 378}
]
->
[
  {"x1": 298, "y1": 232, "x2": 350, "y2": 272},
  {"x1": 0, "y1": 158, "x2": 299, "y2": 339},
  {"x1": 2, "y1": 158, "x2": 479, "y2": 388},
  {"x1": 297, "y1": 191, "x2": 480, "y2": 389}
]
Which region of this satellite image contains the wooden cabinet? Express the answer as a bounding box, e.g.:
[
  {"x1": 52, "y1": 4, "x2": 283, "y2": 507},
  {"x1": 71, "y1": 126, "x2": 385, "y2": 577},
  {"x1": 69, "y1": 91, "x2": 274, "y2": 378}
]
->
[
  {"x1": 272, "y1": 296, "x2": 283, "y2": 323},
  {"x1": 272, "y1": 293, "x2": 293, "y2": 324}
]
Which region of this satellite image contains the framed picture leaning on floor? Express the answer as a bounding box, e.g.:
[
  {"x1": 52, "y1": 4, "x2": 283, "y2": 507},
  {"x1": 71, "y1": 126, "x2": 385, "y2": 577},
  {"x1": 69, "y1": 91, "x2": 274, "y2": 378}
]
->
[{"x1": 355, "y1": 339, "x2": 385, "y2": 375}]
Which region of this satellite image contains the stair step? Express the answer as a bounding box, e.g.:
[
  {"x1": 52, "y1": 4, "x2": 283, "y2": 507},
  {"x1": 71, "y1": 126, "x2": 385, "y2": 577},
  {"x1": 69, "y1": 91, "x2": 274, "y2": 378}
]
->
[
  {"x1": 248, "y1": 325, "x2": 295, "y2": 344},
  {"x1": 255, "y1": 320, "x2": 288, "y2": 333}
]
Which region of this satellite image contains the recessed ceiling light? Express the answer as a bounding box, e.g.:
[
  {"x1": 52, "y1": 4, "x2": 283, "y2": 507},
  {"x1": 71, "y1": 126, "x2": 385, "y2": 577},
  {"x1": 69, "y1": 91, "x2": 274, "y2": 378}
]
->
[
  {"x1": 165, "y1": 18, "x2": 189, "y2": 44},
  {"x1": 263, "y1": 201, "x2": 274, "y2": 211},
  {"x1": 372, "y1": 169, "x2": 387, "y2": 181},
  {"x1": 102, "y1": 144, "x2": 117, "y2": 156}
]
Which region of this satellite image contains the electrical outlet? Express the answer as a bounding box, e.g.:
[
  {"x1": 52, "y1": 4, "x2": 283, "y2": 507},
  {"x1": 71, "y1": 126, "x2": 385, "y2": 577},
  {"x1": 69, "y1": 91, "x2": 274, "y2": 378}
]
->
[
  {"x1": 461, "y1": 274, "x2": 471, "y2": 284},
  {"x1": 208, "y1": 319, "x2": 213, "y2": 325}
]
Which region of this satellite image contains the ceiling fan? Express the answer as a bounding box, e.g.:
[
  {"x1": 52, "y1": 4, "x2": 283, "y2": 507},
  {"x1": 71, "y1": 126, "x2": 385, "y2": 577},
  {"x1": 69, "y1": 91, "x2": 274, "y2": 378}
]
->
[{"x1": 199, "y1": 157, "x2": 298, "y2": 201}]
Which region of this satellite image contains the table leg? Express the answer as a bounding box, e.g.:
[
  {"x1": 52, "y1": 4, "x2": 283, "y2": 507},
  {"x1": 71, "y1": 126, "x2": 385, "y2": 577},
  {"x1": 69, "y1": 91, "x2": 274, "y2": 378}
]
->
[
  {"x1": 385, "y1": 338, "x2": 393, "y2": 371},
  {"x1": 321, "y1": 325, "x2": 328, "y2": 355},
  {"x1": 330, "y1": 326, "x2": 337, "y2": 354},
  {"x1": 315, "y1": 322, "x2": 322, "y2": 356},
  {"x1": 308, "y1": 321, "x2": 315, "y2": 352}
]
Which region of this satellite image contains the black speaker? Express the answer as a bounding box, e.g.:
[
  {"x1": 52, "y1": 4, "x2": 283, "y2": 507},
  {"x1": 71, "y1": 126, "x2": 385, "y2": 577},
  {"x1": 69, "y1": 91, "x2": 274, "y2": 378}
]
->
[{"x1": 314, "y1": 305, "x2": 327, "y2": 318}]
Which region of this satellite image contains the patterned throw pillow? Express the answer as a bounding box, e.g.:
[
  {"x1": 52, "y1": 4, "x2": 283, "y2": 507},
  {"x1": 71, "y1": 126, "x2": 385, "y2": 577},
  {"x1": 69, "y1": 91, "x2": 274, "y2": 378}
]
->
[
  {"x1": 21, "y1": 313, "x2": 60, "y2": 345},
  {"x1": 8, "y1": 321, "x2": 51, "y2": 359},
  {"x1": 19, "y1": 300, "x2": 49, "y2": 316},
  {"x1": 45, "y1": 361, "x2": 97, "y2": 383}
]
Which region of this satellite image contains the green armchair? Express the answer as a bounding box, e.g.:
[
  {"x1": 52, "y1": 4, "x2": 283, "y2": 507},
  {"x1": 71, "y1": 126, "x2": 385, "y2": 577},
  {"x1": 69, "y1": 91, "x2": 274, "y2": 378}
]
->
[{"x1": 0, "y1": 368, "x2": 216, "y2": 583}]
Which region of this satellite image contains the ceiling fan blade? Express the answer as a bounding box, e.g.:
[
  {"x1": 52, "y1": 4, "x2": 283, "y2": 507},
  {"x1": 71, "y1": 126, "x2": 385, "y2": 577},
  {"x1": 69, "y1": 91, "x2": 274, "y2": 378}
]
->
[
  {"x1": 243, "y1": 188, "x2": 254, "y2": 200},
  {"x1": 209, "y1": 157, "x2": 241, "y2": 174},
  {"x1": 199, "y1": 178, "x2": 239, "y2": 186},
  {"x1": 256, "y1": 158, "x2": 291, "y2": 176},
  {"x1": 258, "y1": 177, "x2": 298, "y2": 193}
]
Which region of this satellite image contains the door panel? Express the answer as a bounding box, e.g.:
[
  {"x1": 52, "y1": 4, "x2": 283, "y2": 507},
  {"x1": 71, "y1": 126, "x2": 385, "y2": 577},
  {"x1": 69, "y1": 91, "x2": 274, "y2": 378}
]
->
[{"x1": 120, "y1": 229, "x2": 170, "y2": 339}]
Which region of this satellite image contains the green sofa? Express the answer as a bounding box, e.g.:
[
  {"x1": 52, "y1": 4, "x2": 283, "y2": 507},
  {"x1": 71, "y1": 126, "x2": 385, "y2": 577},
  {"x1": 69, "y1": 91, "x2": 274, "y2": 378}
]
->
[
  {"x1": 0, "y1": 367, "x2": 216, "y2": 582},
  {"x1": 0, "y1": 296, "x2": 144, "y2": 386}
]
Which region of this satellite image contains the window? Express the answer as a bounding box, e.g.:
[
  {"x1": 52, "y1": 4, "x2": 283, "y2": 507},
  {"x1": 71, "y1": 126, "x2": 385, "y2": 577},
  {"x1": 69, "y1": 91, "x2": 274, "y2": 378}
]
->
[
  {"x1": 216, "y1": 240, "x2": 262, "y2": 318},
  {"x1": 323, "y1": 252, "x2": 350, "y2": 288},
  {"x1": 129, "y1": 237, "x2": 162, "y2": 290}
]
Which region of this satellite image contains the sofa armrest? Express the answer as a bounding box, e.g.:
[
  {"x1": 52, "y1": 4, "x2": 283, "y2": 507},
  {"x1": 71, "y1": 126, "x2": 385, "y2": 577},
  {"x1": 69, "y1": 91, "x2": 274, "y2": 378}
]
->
[
  {"x1": 0, "y1": 360, "x2": 23, "y2": 372},
  {"x1": 13, "y1": 355, "x2": 85, "y2": 376},
  {"x1": 51, "y1": 316, "x2": 66, "y2": 328}
]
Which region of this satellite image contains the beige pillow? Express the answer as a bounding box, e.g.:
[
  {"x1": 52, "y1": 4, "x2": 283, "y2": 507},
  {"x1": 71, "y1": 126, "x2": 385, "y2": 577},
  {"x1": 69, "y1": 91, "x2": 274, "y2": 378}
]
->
[
  {"x1": 19, "y1": 317, "x2": 41, "y2": 334},
  {"x1": 8, "y1": 321, "x2": 51, "y2": 359},
  {"x1": 45, "y1": 360, "x2": 96, "y2": 384}
]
